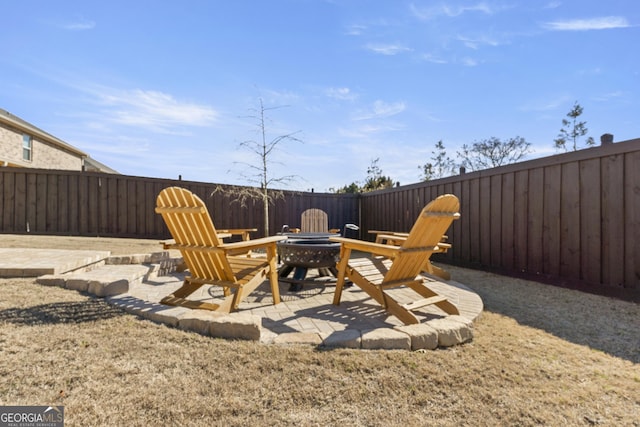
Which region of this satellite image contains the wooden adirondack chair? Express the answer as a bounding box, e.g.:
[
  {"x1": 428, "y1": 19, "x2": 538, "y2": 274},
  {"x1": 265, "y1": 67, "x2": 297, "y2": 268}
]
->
[
  {"x1": 368, "y1": 230, "x2": 453, "y2": 280},
  {"x1": 155, "y1": 186, "x2": 286, "y2": 312},
  {"x1": 301, "y1": 208, "x2": 333, "y2": 233},
  {"x1": 286, "y1": 208, "x2": 340, "y2": 234},
  {"x1": 330, "y1": 194, "x2": 461, "y2": 325}
]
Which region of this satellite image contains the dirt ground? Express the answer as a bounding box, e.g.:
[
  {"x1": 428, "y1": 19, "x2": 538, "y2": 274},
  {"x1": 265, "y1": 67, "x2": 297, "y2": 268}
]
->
[
  {"x1": 0, "y1": 234, "x2": 638, "y2": 426},
  {"x1": 0, "y1": 233, "x2": 168, "y2": 255}
]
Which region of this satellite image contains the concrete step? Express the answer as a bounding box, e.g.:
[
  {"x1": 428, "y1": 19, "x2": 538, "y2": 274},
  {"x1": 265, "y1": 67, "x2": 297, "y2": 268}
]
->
[
  {"x1": 36, "y1": 252, "x2": 183, "y2": 297},
  {"x1": 0, "y1": 248, "x2": 111, "y2": 277}
]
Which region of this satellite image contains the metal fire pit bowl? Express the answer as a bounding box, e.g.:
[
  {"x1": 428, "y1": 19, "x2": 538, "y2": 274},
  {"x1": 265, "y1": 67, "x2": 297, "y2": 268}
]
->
[
  {"x1": 277, "y1": 233, "x2": 341, "y2": 291},
  {"x1": 278, "y1": 238, "x2": 340, "y2": 268}
]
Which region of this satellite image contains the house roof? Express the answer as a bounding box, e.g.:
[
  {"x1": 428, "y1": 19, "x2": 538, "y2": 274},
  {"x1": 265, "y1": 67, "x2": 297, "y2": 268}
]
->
[
  {"x1": 0, "y1": 108, "x2": 88, "y2": 157},
  {"x1": 84, "y1": 156, "x2": 119, "y2": 174}
]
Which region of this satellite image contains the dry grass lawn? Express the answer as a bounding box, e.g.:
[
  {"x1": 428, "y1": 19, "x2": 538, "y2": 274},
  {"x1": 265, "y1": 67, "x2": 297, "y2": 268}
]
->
[{"x1": 0, "y1": 235, "x2": 638, "y2": 426}]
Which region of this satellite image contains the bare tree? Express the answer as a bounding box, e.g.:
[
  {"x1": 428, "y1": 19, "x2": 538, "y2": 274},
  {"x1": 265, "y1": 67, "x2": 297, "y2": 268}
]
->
[
  {"x1": 554, "y1": 101, "x2": 595, "y2": 151},
  {"x1": 215, "y1": 98, "x2": 302, "y2": 236},
  {"x1": 457, "y1": 136, "x2": 531, "y2": 171},
  {"x1": 419, "y1": 140, "x2": 456, "y2": 181},
  {"x1": 363, "y1": 158, "x2": 395, "y2": 192},
  {"x1": 331, "y1": 158, "x2": 395, "y2": 193}
]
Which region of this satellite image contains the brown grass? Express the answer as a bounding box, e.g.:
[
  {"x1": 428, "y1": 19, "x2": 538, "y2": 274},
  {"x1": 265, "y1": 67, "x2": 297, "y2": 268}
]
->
[{"x1": 0, "y1": 235, "x2": 638, "y2": 426}]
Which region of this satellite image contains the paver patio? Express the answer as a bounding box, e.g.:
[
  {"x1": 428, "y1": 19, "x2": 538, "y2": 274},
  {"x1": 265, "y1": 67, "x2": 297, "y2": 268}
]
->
[{"x1": 3, "y1": 248, "x2": 483, "y2": 350}]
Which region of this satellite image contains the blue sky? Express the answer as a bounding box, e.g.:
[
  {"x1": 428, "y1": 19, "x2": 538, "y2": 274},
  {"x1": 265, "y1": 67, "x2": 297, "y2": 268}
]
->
[{"x1": 2, "y1": 1, "x2": 638, "y2": 192}]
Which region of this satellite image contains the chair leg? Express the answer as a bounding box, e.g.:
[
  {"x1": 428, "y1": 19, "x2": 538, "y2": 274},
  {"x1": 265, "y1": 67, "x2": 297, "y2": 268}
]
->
[
  {"x1": 423, "y1": 260, "x2": 451, "y2": 281},
  {"x1": 333, "y1": 248, "x2": 352, "y2": 305},
  {"x1": 160, "y1": 279, "x2": 202, "y2": 305},
  {"x1": 347, "y1": 270, "x2": 421, "y2": 325},
  {"x1": 381, "y1": 293, "x2": 420, "y2": 325},
  {"x1": 161, "y1": 279, "x2": 223, "y2": 311},
  {"x1": 406, "y1": 280, "x2": 459, "y2": 315},
  {"x1": 267, "y1": 247, "x2": 281, "y2": 305}
]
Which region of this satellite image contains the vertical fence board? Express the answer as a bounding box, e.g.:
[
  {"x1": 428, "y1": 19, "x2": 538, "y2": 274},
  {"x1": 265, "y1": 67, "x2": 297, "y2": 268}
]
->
[
  {"x1": 135, "y1": 180, "x2": 146, "y2": 236},
  {"x1": 624, "y1": 151, "x2": 640, "y2": 290},
  {"x1": 26, "y1": 173, "x2": 37, "y2": 233},
  {"x1": 126, "y1": 179, "x2": 136, "y2": 235},
  {"x1": 46, "y1": 175, "x2": 58, "y2": 232},
  {"x1": 57, "y1": 175, "x2": 69, "y2": 232},
  {"x1": 88, "y1": 176, "x2": 99, "y2": 233},
  {"x1": 527, "y1": 168, "x2": 544, "y2": 274},
  {"x1": 95, "y1": 176, "x2": 103, "y2": 233},
  {"x1": 580, "y1": 159, "x2": 602, "y2": 284},
  {"x1": 14, "y1": 172, "x2": 26, "y2": 233},
  {"x1": 501, "y1": 172, "x2": 515, "y2": 270},
  {"x1": 513, "y1": 171, "x2": 529, "y2": 271},
  {"x1": 459, "y1": 179, "x2": 472, "y2": 263},
  {"x1": 116, "y1": 179, "x2": 127, "y2": 235},
  {"x1": 450, "y1": 180, "x2": 462, "y2": 263},
  {"x1": 601, "y1": 154, "x2": 625, "y2": 287},
  {"x1": 479, "y1": 176, "x2": 491, "y2": 266},
  {"x1": 469, "y1": 178, "x2": 481, "y2": 264},
  {"x1": 106, "y1": 177, "x2": 117, "y2": 235},
  {"x1": 143, "y1": 181, "x2": 155, "y2": 236},
  {"x1": 78, "y1": 174, "x2": 89, "y2": 234},
  {"x1": 67, "y1": 174, "x2": 79, "y2": 234},
  {"x1": 560, "y1": 162, "x2": 580, "y2": 278},
  {"x1": 542, "y1": 165, "x2": 562, "y2": 276},
  {"x1": 489, "y1": 174, "x2": 502, "y2": 267},
  {"x1": 151, "y1": 181, "x2": 167, "y2": 236},
  {"x1": 3, "y1": 172, "x2": 15, "y2": 232}
]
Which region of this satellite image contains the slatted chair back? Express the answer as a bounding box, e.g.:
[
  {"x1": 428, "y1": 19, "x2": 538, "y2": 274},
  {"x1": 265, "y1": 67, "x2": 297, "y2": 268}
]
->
[
  {"x1": 383, "y1": 194, "x2": 460, "y2": 285},
  {"x1": 301, "y1": 208, "x2": 329, "y2": 233},
  {"x1": 155, "y1": 187, "x2": 235, "y2": 283}
]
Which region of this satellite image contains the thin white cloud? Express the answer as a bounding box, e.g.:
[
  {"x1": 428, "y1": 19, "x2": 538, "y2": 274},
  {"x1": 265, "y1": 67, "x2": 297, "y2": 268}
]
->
[
  {"x1": 97, "y1": 88, "x2": 218, "y2": 131},
  {"x1": 458, "y1": 35, "x2": 501, "y2": 49},
  {"x1": 364, "y1": 43, "x2": 412, "y2": 55},
  {"x1": 353, "y1": 100, "x2": 406, "y2": 121},
  {"x1": 61, "y1": 19, "x2": 96, "y2": 31},
  {"x1": 372, "y1": 100, "x2": 406, "y2": 117},
  {"x1": 259, "y1": 88, "x2": 300, "y2": 104},
  {"x1": 421, "y1": 53, "x2": 448, "y2": 64},
  {"x1": 544, "y1": 1, "x2": 562, "y2": 9},
  {"x1": 543, "y1": 16, "x2": 630, "y2": 31},
  {"x1": 345, "y1": 24, "x2": 367, "y2": 36},
  {"x1": 410, "y1": 2, "x2": 497, "y2": 20},
  {"x1": 339, "y1": 123, "x2": 402, "y2": 139},
  {"x1": 326, "y1": 87, "x2": 358, "y2": 101}
]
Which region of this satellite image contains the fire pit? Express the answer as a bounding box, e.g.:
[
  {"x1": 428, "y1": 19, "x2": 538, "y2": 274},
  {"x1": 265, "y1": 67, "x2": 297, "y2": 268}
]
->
[{"x1": 277, "y1": 233, "x2": 341, "y2": 291}]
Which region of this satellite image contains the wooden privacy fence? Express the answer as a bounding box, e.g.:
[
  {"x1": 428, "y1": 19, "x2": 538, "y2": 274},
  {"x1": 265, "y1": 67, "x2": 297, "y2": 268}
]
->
[
  {"x1": 360, "y1": 138, "x2": 640, "y2": 300},
  {"x1": 1, "y1": 138, "x2": 639, "y2": 300},
  {"x1": 0, "y1": 170, "x2": 359, "y2": 240}
]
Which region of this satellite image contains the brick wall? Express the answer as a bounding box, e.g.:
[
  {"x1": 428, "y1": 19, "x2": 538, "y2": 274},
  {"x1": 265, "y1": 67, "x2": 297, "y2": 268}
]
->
[{"x1": 0, "y1": 122, "x2": 83, "y2": 170}]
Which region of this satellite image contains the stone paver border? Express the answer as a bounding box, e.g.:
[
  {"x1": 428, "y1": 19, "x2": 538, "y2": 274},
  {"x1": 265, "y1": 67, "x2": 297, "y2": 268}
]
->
[{"x1": 29, "y1": 249, "x2": 483, "y2": 350}]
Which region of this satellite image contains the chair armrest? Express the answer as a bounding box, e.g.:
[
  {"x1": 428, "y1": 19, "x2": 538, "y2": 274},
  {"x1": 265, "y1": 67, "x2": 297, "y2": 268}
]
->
[
  {"x1": 218, "y1": 228, "x2": 257, "y2": 240},
  {"x1": 160, "y1": 234, "x2": 233, "y2": 250},
  {"x1": 160, "y1": 239, "x2": 176, "y2": 250},
  {"x1": 368, "y1": 230, "x2": 409, "y2": 244},
  {"x1": 219, "y1": 235, "x2": 286, "y2": 252},
  {"x1": 219, "y1": 228, "x2": 258, "y2": 234},
  {"x1": 369, "y1": 230, "x2": 409, "y2": 237},
  {"x1": 329, "y1": 237, "x2": 400, "y2": 258}
]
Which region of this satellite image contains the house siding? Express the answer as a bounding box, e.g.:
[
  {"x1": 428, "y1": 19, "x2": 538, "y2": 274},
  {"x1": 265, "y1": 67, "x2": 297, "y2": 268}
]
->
[{"x1": 0, "y1": 121, "x2": 83, "y2": 170}]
